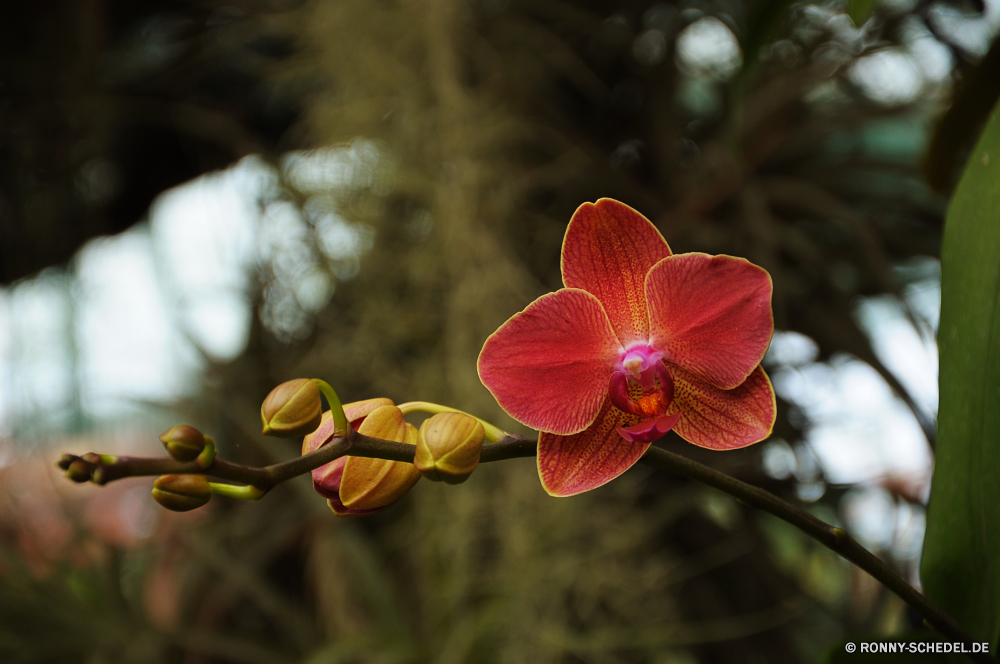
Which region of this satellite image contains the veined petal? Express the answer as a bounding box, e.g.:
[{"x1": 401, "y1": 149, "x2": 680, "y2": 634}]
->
[
  {"x1": 646, "y1": 253, "x2": 773, "y2": 390},
  {"x1": 344, "y1": 398, "x2": 396, "y2": 426},
  {"x1": 538, "y1": 397, "x2": 646, "y2": 497},
  {"x1": 668, "y1": 365, "x2": 776, "y2": 450},
  {"x1": 478, "y1": 288, "x2": 623, "y2": 435},
  {"x1": 561, "y1": 199, "x2": 672, "y2": 347},
  {"x1": 340, "y1": 413, "x2": 421, "y2": 511}
]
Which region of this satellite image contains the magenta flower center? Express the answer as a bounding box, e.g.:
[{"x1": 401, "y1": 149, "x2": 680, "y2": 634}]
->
[
  {"x1": 619, "y1": 345, "x2": 662, "y2": 378},
  {"x1": 608, "y1": 353, "x2": 682, "y2": 444},
  {"x1": 608, "y1": 359, "x2": 673, "y2": 418}
]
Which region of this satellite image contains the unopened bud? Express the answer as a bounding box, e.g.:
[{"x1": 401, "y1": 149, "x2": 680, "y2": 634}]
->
[
  {"x1": 152, "y1": 474, "x2": 212, "y2": 512},
  {"x1": 415, "y1": 413, "x2": 484, "y2": 484},
  {"x1": 335, "y1": 405, "x2": 421, "y2": 513},
  {"x1": 57, "y1": 454, "x2": 77, "y2": 471},
  {"x1": 261, "y1": 379, "x2": 322, "y2": 438},
  {"x1": 65, "y1": 459, "x2": 95, "y2": 483},
  {"x1": 159, "y1": 424, "x2": 207, "y2": 462},
  {"x1": 303, "y1": 397, "x2": 394, "y2": 456}
]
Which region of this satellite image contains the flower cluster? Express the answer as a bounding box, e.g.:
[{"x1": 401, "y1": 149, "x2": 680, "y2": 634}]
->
[{"x1": 136, "y1": 198, "x2": 776, "y2": 518}]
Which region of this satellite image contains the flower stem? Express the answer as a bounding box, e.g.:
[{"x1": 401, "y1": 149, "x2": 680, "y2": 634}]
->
[
  {"x1": 61, "y1": 433, "x2": 990, "y2": 661},
  {"x1": 397, "y1": 401, "x2": 507, "y2": 442},
  {"x1": 311, "y1": 379, "x2": 350, "y2": 438},
  {"x1": 209, "y1": 482, "x2": 266, "y2": 500},
  {"x1": 638, "y1": 446, "x2": 990, "y2": 662}
]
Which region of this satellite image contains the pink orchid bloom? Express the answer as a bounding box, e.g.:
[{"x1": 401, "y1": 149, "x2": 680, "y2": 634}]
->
[{"x1": 478, "y1": 199, "x2": 776, "y2": 497}]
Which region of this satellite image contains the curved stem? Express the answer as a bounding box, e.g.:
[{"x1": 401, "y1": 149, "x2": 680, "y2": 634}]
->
[
  {"x1": 638, "y1": 446, "x2": 990, "y2": 662},
  {"x1": 397, "y1": 401, "x2": 507, "y2": 442},
  {"x1": 311, "y1": 379, "x2": 350, "y2": 437},
  {"x1": 196, "y1": 436, "x2": 217, "y2": 469},
  {"x1": 62, "y1": 434, "x2": 991, "y2": 662}
]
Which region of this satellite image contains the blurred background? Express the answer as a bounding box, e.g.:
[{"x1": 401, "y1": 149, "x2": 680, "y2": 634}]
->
[{"x1": 1, "y1": 0, "x2": 997, "y2": 661}]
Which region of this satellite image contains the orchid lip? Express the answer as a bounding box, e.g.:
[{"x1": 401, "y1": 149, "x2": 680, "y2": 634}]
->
[
  {"x1": 616, "y1": 412, "x2": 682, "y2": 444},
  {"x1": 609, "y1": 360, "x2": 675, "y2": 417}
]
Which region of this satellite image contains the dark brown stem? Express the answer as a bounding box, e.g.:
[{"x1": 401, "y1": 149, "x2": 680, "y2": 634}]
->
[
  {"x1": 65, "y1": 434, "x2": 991, "y2": 662},
  {"x1": 639, "y1": 446, "x2": 991, "y2": 662}
]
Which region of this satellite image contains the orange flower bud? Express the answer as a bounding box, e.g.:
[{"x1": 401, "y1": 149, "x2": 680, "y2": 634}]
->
[
  {"x1": 261, "y1": 379, "x2": 322, "y2": 438},
  {"x1": 415, "y1": 412, "x2": 484, "y2": 484},
  {"x1": 151, "y1": 474, "x2": 212, "y2": 512},
  {"x1": 334, "y1": 405, "x2": 421, "y2": 514},
  {"x1": 159, "y1": 424, "x2": 207, "y2": 462}
]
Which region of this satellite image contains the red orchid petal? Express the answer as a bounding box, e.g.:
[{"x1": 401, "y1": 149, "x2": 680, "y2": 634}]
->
[
  {"x1": 537, "y1": 397, "x2": 646, "y2": 497},
  {"x1": 617, "y1": 412, "x2": 682, "y2": 443},
  {"x1": 478, "y1": 288, "x2": 624, "y2": 435},
  {"x1": 668, "y1": 365, "x2": 776, "y2": 450},
  {"x1": 646, "y1": 253, "x2": 773, "y2": 390},
  {"x1": 561, "y1": 199, "x2": 672, "y2": 348}
]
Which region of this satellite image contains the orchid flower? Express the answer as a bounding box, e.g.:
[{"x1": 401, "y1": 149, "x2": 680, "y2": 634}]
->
[{"x1": 478, "y1": 199, "x2": 776, "y2": 497}]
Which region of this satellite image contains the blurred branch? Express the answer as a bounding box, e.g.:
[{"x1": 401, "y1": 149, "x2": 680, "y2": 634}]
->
[{"x1": 61, "y1": 432, "x2": 987, "y2": 658}]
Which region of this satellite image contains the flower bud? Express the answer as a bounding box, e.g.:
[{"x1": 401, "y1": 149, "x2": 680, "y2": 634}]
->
[
  {"x1": 159, "y1": 424, "x2": 206, "y2": 462},
  {"x1": 302, "y1": 397, "x2": 394, "y2": 456},
  {"x1": 261, "y1": 379, "x2": 323, "y2": 438},
  {"x1": 56, "y1": 453, "x2": 77, "y2": 471},
  {"x1": 65, "y1": 459, "x2": 95, "y2": 483},
  {"x1": 415, "y1": 412, "x2": 484, "y2": 484},
  {"x1": 151, "y1": 474, "x2": 212, "y2": 512},
  {"x1": 313, "y1": 404, "x2": 420, "y2": 516}
]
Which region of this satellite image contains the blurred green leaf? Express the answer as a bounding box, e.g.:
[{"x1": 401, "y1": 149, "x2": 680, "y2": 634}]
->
[
  {"x1": 847, "y1": 0, "x2": 879, "y2": 26},
  {"x1": 922, "y1": 97, "x2": 1000, "y2": 648}
]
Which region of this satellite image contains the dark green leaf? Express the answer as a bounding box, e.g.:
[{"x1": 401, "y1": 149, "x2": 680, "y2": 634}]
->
[{"x1": 922, "y1": 97, "x2": 1000, "y2": 647}]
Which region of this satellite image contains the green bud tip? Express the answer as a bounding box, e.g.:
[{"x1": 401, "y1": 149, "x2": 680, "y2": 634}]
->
[
  {"x1": 415, "y1": 412, "x2": 485, "y2": 485},
  {"x1": 159, "y1": 424, "x2": 207, "y2": 462},
  {"x1": 151, "y1": 474, "x2": 212, "y2": 512},
  {"x1": 260, "y1": 378, "x2": 323, "y2": 438}
]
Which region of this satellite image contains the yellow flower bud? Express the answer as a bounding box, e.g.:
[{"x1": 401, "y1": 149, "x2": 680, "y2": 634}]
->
[
  {"x1": 152, "y1": 474, "x2": 212, "y2": 512},
  {"x1": 415, "y1": 412, "x2": 485, "y2": 484},
  {"x1": 337, "y1": 405, "x2": 421, "y2": 512},
  {"x1": 302, "y1": 397, "x2": 395, "y2": 456},
  {"x1": 260, "y1": 379, "x2": 323, "y2": 438},
  {"x1": 159, "y1": 424, "x2": 207, "y2": 462},
  {"x1": 65, "y1": 459, "x2": 95, "y2": 483}
]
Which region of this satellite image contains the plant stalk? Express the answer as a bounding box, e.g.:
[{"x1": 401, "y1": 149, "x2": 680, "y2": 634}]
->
[{"x1": 66, "y1": 434, "x2": 991, "y2": 661}]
